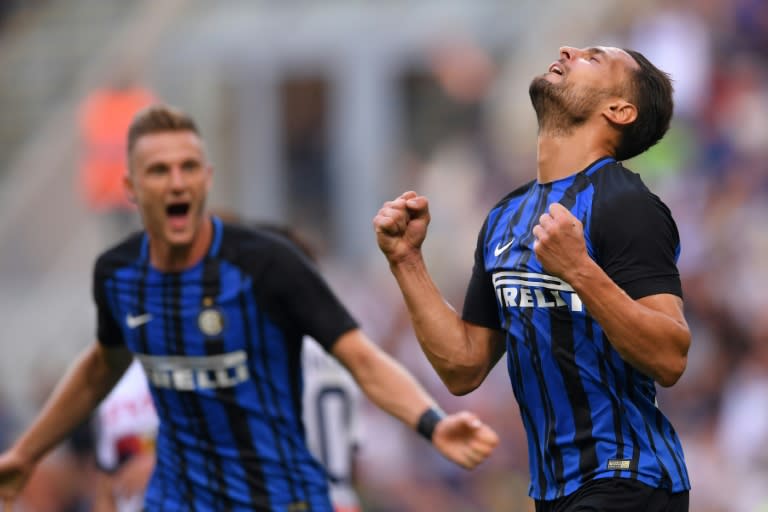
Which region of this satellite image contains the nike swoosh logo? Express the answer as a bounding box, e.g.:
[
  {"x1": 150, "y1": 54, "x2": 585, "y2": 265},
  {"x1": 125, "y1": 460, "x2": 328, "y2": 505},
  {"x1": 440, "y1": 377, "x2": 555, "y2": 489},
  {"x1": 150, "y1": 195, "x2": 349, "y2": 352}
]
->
[
  {"x1": 494, "y1": 239, "x2": 515, "y2": 257},
  {"x1": 126, "y1": 313, "x2": 153, "y2": 329}
]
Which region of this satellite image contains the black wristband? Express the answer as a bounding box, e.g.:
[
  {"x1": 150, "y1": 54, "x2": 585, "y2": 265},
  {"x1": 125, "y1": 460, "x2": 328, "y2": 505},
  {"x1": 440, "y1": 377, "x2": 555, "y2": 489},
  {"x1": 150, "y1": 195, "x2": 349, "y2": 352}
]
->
[{"x1": 416, "y1": 407, "x2": 446, "y2": 442}]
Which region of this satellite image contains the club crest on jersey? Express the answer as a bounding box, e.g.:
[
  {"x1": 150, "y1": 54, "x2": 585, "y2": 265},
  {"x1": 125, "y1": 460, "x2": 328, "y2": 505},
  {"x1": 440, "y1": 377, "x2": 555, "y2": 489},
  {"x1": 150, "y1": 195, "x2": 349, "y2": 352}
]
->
[
  {"x1": 492, "y1": 271, "x2": 584, "y2": 313},
  {"x1": 198, "y1": 307, "x2": 225, "y2": 336}
]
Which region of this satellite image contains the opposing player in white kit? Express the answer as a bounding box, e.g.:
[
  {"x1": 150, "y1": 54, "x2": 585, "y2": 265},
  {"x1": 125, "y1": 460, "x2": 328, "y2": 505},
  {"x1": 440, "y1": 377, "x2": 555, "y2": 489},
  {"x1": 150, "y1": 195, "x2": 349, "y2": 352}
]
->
[
  {"x1": 302, "y1": 336, "x2": 364, "y2": 512},
  {"x1": 92, "y1": 359, "x2": 158, "y2": 511}
]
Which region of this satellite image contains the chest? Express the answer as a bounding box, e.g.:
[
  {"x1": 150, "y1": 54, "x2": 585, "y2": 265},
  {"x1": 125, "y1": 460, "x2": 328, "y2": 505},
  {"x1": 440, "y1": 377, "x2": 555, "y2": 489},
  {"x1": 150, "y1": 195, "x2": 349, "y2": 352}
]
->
[
  {"x1": 109, "y1": 263, "x2": 253, "y2": 355},
  {"x1": 484, "y1": 196, "x2": 594, "y2": 315}
]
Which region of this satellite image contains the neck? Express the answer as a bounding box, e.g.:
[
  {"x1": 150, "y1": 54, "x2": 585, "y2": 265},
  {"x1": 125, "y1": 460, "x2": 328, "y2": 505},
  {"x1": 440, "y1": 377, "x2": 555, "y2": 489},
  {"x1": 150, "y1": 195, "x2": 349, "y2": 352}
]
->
[
  {"x1": 149, "y1": 216, "x2": 213, "y2": 272},
  {"x1": 536, "y1": 123, "x2": 614, "y2": 183}
]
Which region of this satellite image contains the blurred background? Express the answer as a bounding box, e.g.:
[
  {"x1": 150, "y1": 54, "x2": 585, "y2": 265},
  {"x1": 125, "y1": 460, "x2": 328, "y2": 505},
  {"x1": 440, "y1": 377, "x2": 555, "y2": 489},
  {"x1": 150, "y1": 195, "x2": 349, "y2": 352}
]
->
[{"x1": 0, "y1": 0, "x2": 766, "y2": 510}]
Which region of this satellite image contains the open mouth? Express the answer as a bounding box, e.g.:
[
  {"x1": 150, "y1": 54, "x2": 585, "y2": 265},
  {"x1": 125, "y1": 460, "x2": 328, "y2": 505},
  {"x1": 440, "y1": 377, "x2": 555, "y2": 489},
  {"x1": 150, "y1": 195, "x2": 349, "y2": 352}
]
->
[
  {"x1": 548, "y1": 63, "x2": 564, "y2": 75},
  {"x1": 166, "y1": 202, "x2": 191, "y2": 230},
  {"x1": 166, "y1": 203, "x2": 190, "y2": 217}
]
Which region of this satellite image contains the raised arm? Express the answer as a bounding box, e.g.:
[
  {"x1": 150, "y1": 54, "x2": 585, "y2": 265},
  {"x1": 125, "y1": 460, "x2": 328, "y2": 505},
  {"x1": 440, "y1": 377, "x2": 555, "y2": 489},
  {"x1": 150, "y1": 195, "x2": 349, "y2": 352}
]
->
[
  {"x1": 533, "y1": 203, "x2": 690, "y2": 386},
  {"x1": 0, "y1": 343, "x2": 133, "y2": 504},
  {"x1": 331, "y1": 329, "x2": 498, "y2": 469},
  {"x1": 373, "y1": 191, "x2": 506, "y2": 395}
]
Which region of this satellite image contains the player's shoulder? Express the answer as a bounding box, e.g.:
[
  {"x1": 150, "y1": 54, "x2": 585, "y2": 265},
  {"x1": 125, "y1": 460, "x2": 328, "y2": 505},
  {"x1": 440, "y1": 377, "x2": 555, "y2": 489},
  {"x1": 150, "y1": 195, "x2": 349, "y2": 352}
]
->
[
  {"x1": 589, "y1": 161, "x2": 675, "y2": 228},
  {"x1": 94, "y1": 231, "x2": 144, "y2": 278},
  {"x1": 219, "y1": 221, "x2": 301, "y2": 254},
  {"x1": 590, "y1": 161, "x2": 670, "y2": 210},
  {"x1": 218, "y1": 220, "x2": 310, "y2": 271},
  {"x1": 301, "y1": 336, "x2": 356, "y2": 383},
  {"x1": 590, "y1": 161, "x2": 653, "y2": 198}
]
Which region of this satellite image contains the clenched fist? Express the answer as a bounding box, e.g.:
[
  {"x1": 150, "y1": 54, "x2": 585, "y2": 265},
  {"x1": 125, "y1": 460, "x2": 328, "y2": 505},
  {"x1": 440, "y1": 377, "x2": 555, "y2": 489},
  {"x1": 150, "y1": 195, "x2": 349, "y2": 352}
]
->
[
  {"x1": 373, "y1": 191, "x2": 431, "y2": 265},
  {"x1": 433, "y1": 411, "x2": 500, "y2": 470}
]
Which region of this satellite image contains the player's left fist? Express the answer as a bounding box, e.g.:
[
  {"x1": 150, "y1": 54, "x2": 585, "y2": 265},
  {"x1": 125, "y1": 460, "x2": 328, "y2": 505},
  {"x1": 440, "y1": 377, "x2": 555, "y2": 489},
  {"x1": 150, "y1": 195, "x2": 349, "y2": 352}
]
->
[
  {"x1": 432, "y1": 411, "x2": 499, "y2": 470},
  {"x1": 532, "y1": 202, "x2": 588, "y2": 281}
]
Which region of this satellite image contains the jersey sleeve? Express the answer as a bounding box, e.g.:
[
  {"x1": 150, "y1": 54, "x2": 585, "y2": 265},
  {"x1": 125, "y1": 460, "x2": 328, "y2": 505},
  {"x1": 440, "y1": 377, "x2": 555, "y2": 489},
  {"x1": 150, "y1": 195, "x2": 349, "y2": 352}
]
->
[
  {"x1": 462, "y1": 217, "x2": 502, "y2": 329},
  {"x1": 93, "y1": 255, "x2": 125, "y2": 346},
  {"x1": 260, "y1": 238, "x2": 358, "y2": 351},
  {"x1": 590, "y1": 187, "x2": 682, "y2": 300}
]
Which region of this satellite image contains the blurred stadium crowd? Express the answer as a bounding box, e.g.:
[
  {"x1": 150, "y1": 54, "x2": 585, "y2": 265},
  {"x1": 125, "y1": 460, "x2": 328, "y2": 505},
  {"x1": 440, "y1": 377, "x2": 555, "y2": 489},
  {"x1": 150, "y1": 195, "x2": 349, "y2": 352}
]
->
[{"x1": 0, "y1": 0, "x2": 766, "y2": 511}]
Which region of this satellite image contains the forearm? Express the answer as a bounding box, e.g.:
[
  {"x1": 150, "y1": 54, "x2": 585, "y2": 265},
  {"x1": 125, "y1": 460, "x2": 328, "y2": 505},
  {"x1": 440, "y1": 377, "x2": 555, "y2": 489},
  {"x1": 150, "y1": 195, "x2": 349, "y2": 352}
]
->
[
  {"x1": 352, "y1": 347, "x2": 436, "y2": 428},
  {"x1": 389, "y1": 254, "x2": 490, "y2": 391},
  {"x1": 14, "y1": 345, "x2": 126, "y2": 462},
  {"x1": 568, "y1": 260, "x2": 690, "y2": 386},
  {"x1": 92, "y1": 473, "x2": 118, "y2": 512}
]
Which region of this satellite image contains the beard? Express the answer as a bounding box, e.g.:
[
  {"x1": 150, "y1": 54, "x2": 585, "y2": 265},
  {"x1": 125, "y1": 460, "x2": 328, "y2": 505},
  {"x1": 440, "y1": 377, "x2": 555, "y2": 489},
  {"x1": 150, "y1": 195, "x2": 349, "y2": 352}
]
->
[{"x1": 528, "y1": 76, "x2": 606, "y2": 135}]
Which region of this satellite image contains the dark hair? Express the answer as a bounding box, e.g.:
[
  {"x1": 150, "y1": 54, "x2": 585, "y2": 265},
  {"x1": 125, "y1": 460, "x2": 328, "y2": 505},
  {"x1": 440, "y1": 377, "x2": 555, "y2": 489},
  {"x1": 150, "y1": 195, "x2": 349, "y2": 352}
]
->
[
  {"x1": 127, "y1": 104, "x2": 200, "y2": 156},
  {"x1": 614, "y1": 49, "x2": 674, "y2": 161}
]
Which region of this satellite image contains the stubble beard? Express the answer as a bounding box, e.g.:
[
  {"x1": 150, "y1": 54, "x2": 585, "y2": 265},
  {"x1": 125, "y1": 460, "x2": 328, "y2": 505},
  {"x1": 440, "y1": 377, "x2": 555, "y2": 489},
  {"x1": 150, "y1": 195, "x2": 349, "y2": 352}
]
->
[{"x1": 528, "y1": 76, "x2": 603, "y2": 136}]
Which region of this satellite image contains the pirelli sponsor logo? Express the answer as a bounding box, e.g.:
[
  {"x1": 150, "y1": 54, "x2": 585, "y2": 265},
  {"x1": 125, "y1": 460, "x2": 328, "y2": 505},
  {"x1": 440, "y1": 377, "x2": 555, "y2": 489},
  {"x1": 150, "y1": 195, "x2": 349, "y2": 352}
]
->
[
  {"x1": 136, "y1": 350, "x2": 250, "y2": 391},
  {"x1": 492, "y1": 271, "x2": 584, "y2": 312}
]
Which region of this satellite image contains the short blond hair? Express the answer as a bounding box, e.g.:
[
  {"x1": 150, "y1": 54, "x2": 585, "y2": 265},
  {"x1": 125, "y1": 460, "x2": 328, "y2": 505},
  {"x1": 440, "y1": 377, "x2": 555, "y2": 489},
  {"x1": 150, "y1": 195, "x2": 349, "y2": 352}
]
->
[{"x1": 127, "y1": 104, "x2": 200, "y2": 156}]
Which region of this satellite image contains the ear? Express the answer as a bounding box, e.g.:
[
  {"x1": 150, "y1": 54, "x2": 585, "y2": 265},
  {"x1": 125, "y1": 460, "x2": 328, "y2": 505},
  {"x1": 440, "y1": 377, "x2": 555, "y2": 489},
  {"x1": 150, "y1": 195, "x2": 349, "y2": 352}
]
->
[
  {"x1": 603, "y1": 99, "x2": 637, "y2": 126},
  {"x1": 123, "y1": 173, "x2": 137, "y2": 204},
  {"x1": 204, "y1": 164, "x2": 214, "y2": 192}
]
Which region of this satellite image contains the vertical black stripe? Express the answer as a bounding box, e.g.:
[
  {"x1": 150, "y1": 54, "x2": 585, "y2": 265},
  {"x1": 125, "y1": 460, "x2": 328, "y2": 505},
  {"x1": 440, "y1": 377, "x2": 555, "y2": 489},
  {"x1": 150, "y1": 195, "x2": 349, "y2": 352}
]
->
[
  {"x1": 254, "y1": 305, "x2": 309, "y2": 504},
  {"x1": 506, "y1": 328, "x2": 549, "y2": 498},
  {"x1": 573, "y1": 170, "x2": 643, "y2": 480},
  {"x1": 578, "y1": 179, "x2": 626, "y2": 479},
  {"x1": 135, "y1": 263, "x2": 167, "y2": 504},
  {"x1": 655, "y1": 408, "x2": 686, "y2": 485},
  {"x1": 595, "y1": 333, "x2": 626, "y2": 478},
  {"x1": 163, "y1": 274, "x2": 195, "y2": 504},
  {"x1": 521, "y1": 312, "x2": 565, "y2": 497},
  {"x1": 550, "y1": 310, "x2": 598, "y2": 484},
  {"x1": 484, "y1": 189, "x2": 534, "y2": 453},
  {"x1": 202, "y1": 258, "x2": 266, "y2": 509},
  {"x1": 287, "y1": 337, "x2": 305, "y2": 446},
  {"x1": 134, "y1": 263, "x2": 150, "y2": 355},
  {"x1": 513, "y1": 184, "x2": 565, "y2": 495},
  {"x1": 610, "y1": 347, "x2": 641, "y2": 481},
  {"x1": 666, "y1": 422, "x2": 688, "y2": 485},
  {"x1": 197, "y1": 261, "x2": 227, "y2": 512},
  {"x1": 527, "y1": 175, "x2": 601, "y2": 489},
  {"x1": 626, "y1": 367, "x2": 671, "y2": 487},
  {"x1": 160, "y1": 264, "x2": 224, "y2": 511},
  {"x1": 240, "y1": 288, "x2": 304, "y2": 508},
  {"x1": 499, "y1": 185, "x2": 539, "y2": 267},
  {"x1": 486, "y1": 186, "x2": 534, "y2": 246},
  {"x1": 233, "y1": 294, "x2": 277, "y2": 509}
]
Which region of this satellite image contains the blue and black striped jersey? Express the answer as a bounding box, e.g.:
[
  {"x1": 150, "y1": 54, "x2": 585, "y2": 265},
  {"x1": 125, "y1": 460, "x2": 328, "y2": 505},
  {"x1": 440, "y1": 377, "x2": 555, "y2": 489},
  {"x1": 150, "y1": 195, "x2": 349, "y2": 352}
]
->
[
  {"x1": 93, "y1": 216, "x2": 358, "y2": 511},
  {"x1": 463, "y1": 157, "x2": 690, "y2": 501}
]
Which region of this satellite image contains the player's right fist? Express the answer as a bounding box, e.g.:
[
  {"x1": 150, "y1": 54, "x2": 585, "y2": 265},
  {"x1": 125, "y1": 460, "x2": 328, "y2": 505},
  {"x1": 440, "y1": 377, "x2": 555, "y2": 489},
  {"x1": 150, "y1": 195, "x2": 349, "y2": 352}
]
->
[
  {"x1": 0, "y1": 449, "x2": 35, "y2": 507},
  {"x1": 373, "y1": 191, "x2": 431, "y2": 264}
]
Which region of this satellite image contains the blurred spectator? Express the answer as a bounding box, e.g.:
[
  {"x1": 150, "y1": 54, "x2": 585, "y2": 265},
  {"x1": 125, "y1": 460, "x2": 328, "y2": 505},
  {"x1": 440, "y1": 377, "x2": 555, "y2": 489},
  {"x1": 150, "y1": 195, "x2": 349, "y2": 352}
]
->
[
  {"x1": 715, "y1": 326, "x2": 768, "y2": 512},
  {"x1": 0, "y1": 0, "x2": 48, "y2": 28},
  {"x1": 0, "y1": 394, "x2": 16, "y2": 452},
  {"x1": 76, "y1": 70, "x2": 156, "y2": 241},
  {"x1": 627, "y1": 0, "x2": 713, "y2": 119}
]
